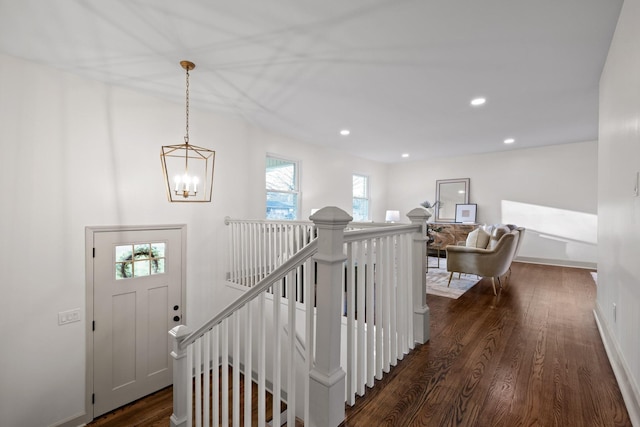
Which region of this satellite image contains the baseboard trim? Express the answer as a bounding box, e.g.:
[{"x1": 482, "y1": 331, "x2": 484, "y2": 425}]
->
[
  {"x1": 514, "y1": 256, "x2": 596, "y2": 270},
  {"x1": 48, "y1": 410, "x2": 89, "y2": 427},
  {"x1": 593, "y1": 303, "x2": 640, "y2": 426}
]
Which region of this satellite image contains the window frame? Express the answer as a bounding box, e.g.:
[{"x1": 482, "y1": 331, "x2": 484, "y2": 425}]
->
[
  {"x1": 265, "y1": 154, "x2": 300, "y2": 220},
  {"x1": 352, "y1": 173, "x2": 370, "y2": 222}
]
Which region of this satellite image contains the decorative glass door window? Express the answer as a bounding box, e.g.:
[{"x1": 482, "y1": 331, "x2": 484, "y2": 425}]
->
[{"x1": 115, "y1": 242, "x2": 166, "y2": 280}]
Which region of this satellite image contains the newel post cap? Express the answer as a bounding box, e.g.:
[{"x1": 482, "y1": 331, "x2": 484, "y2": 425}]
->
[
  {"x1": 309, "y1": 206, "x2": 353, "y2": 227},
  {"x1": 406, "y1": 207, "x2": 431, "y2": 223},
  {"x1": 169, "y1": 324, "x2": 191, "y2": 339}
]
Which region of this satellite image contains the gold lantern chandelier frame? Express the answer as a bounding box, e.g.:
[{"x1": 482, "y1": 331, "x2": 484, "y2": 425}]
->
[{"x1": 161, "y1": 60, "x2": 216, "y2": 203}]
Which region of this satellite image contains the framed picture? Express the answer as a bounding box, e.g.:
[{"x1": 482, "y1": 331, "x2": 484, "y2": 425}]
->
[{"x1": 455, "y1": 204, "x2": 477, "y2": 223}]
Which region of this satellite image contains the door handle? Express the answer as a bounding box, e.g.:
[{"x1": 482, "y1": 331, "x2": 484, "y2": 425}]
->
[
  {"x1": 173, "y1": 316, "x2": 180, "y2": 322},
  {"x1": 173, "y1": 305, "x2": 179, "y2": 311}
]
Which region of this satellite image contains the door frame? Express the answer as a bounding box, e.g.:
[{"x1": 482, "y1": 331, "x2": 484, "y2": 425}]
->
[{"x1": 84, "y1": 224, "x2": 187, "y2": 421}]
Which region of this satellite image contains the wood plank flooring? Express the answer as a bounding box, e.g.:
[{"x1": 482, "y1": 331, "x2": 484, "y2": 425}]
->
[
  {"x1": 88, "y1": 263, "x2": 631, "y2": 426},
  {"x1": 341, "y1": 262, "x2": 631, "y2": 427},
  {"x1": 87, "y1": 368, "x2": 284, "y2": 427}
]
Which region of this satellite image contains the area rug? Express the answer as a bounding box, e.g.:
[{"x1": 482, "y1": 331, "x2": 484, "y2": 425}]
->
[{"x1": 426, "y1": 256, "x2": 481, "y2": 299}]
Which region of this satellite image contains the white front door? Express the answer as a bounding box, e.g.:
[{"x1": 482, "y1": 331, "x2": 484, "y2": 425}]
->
[{"x1": 92, "y1": 227, "x2": 184, "y2": 417}]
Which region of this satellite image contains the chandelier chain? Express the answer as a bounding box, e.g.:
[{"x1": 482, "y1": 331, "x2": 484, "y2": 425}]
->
[{"x1": 185, "y1": 66, "x2": 190, "y2": 144}]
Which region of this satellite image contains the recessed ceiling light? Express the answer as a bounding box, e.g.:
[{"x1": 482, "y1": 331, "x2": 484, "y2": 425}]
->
[
  {"x1": 504, "y1": 138, "x2": 515, "y2": 144},
  {"x1": 470, "y1": 97, "x2": 486, "y2": 106},
  {"x1": 401, "y1": 153, "x2": 410, "y2": 158},
  {"x1": 340, "y1": 129, "x2": 350, "y2": 136}
]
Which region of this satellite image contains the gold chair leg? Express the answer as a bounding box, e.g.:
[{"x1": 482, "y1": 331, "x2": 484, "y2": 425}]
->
[
  {"x1": 491, "y1": 277, "x2": 497, "y2": 295},
  {"x1": 447, "y1": 272, "x2": 454, "y2": 287}
]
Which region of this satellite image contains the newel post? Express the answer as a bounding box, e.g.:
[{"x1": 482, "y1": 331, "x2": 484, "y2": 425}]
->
[
  {"x1": 309, "y1": 206, "x2": 352, "y2": 427},
  {"x1": 169, "y1": 325, "x2": 192, "y2": 427},
  {"x1": 407, "y1": 207, "x2": 431, "y2": 344}
]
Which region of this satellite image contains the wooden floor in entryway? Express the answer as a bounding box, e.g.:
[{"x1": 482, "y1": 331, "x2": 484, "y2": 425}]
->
[
  {"x1": 87, "y1": 385, "x2": 173, "y2": 427},
  {"x1": 88, "y1": 262, "x2": 632, "y2": 427},
  {"x1": 87, "y1": 368, "x2": 286, "y2": 427}
]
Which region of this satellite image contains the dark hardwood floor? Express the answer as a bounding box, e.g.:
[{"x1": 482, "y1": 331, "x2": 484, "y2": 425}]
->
[
  {"x1": 87, "y1": 369, "x2": 284, "y2": 427},
  {"x1": 341, "y1": 262, "x2": 631, "y2": 427},
  {"x1": 89, "y1": 262, "x2": 631, "y2": 427}
]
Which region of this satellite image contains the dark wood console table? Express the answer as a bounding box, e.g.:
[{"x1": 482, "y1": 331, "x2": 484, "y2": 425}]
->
[{"x1": 428, "y1": 223, "x2": 478, "y2": 257}]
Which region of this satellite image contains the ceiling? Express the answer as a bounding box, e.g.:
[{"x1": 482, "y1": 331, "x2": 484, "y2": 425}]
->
[{"x1": 0, "y1": 0, "x2": 623, "y2": 163}]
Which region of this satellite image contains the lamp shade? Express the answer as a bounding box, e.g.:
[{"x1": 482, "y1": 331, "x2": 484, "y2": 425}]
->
[{"x1": 385, "y1": 210, "x2": 400, "y2": 222}]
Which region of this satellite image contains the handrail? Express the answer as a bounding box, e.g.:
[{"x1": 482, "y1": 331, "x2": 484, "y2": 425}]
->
[
  {"x1": 224, "y1": 216, "x2": 315, "y2": 227},
  {"x1": 344, "y1": 223, "x2": 420, "y2": 242},
  {"x1": 172, "y1": 209, "x2": 431, "y2": 427},
  {"x1": 224, "y1": 216, "x2": 402, "y2": 229},
  {"x1": 179, "y1": 239, "x2": 319, "y2": 350},
  {"x1": 180, "y1": 223, "x2": 421, "y2": 350}
]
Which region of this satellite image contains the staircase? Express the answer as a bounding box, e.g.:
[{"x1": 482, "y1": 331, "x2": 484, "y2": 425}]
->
[{"x1": 169, "y1": 206, "x2": 431, "y2": 427}]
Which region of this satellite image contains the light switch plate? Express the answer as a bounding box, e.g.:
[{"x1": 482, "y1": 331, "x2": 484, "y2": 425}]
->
[{"x1": 58, "y1": 308, "x2": 81, "y2": 325}]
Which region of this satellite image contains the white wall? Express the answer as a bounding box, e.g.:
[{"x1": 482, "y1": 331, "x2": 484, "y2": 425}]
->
[
  {"x1": 386, "y1": 141, "x2": 599, "y2": 267},
  {"x1": 0, "y1": 53, "x2": 387, "y2": 427},
  {"x1": 243, "y1": 127, "x2": 389, "y2": 222},
  {"x1": 597, "y1": 0, "x2": 640, "y2": 423}
]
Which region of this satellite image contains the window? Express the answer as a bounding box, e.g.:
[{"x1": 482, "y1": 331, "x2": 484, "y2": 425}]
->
[
  {"x1": 115, "y1": 242, "x2": 166, "y2": 280},
  {"x1": 352, "y1": 174, "x2": 369, "y2": 222},
  {"x1": 266, "y1": 156, "x2": 299, "y2": 220}
]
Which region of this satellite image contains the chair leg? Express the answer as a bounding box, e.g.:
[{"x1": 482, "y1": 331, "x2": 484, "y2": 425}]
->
[
  {"x1": 447, "y1": 272, "x2": 454, "y2": 287},
  {"x1": 491, "y1": 277, "x2": 497, "y2": 295}
]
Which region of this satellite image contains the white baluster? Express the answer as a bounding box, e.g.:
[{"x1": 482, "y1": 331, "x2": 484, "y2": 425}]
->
[
  {"x1": 222, "y1": 318, "x2": 229, "y2": 426},
  {"x1": 405, "y1": 234, "x2": 414, "y2": 350},
  {"x1": 212, "y1": 327, "x2": 219, "y2": 427},
  {"x1": 203, "y1": 333, "x2": 210, "y2": 427},
  {"x1": 366, "y1": 238, "x2": 375, "y2": 387},
  {"x1": 229, "y1": 221, "x2": 233, "y2": 283},
  {"x1": 375, "y1": 237, "x2": 383, "y2": 380},
  {"x1": 187, "y1": 344, "x2": 194, "y2": 427},
  {"x1": 389, "y1": 236, "x2": 398, "y2": 365},
  {"x1": 382, "y1": 236, "x2": 391, "y2": 373},
  {"x1": 356, "y1": 241, "x2": 365, "y2": 397},
  {"x1": 398, "y1": 234, "x2": 407, "y2": 358},
  {"x1": 233, "y1": 312, "x2": 240, "y2": 427},
  {"x1": 287, "y1": 269, "x2": 296, "y2": 427},
  {"x1": 244, "y1": 304, "x2": 252, "y2": 427},
  {"x1": 258, "y1": 293, "x2": 266, "y2": 427},
  {"x1": 195, "y1": 339, "x2": 202, "y2": 427},
  {"x1": 272, "y1": 281, "x2": 281, "y2": 427},
  {"x1": 346, "y1": 242, "x2": 355, "y2": 405}
]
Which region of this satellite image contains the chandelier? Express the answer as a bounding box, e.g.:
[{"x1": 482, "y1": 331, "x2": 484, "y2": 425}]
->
[{"x1": 161, "y1": 60, "x2": 216, "y2": 202}]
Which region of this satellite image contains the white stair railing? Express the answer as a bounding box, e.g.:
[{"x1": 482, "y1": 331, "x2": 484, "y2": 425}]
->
[
  {"x1": 225, "y1": 217, "x2": 316, "y2": 288},
  {"x1": 171, "y1": 207, "x2": 431, "y2": 427},
  {"x1": 170, "y1": 239, "x2": 317, "y2": 427}
]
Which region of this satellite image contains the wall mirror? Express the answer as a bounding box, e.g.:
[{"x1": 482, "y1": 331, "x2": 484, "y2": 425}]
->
[{"x1": 435, "y1": 178, "x2": 470, "y2": 222}]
